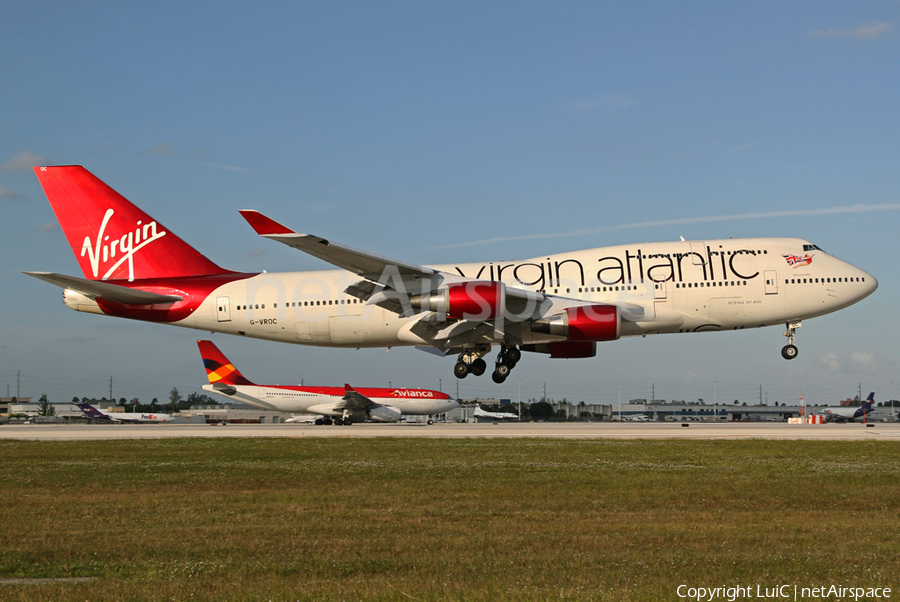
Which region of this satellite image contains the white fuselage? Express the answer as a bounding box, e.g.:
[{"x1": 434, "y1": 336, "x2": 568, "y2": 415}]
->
[
  {"x1": 202, "y1": 384, "x2": 457, "y2": 416},
  {"x1": 164, "y1": 237, "x2": 875, "y2": 348}
]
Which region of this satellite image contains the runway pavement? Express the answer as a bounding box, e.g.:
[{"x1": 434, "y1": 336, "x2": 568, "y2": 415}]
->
[{"x1": 2, "y1": 421, "x2": 899, "y2": 441}]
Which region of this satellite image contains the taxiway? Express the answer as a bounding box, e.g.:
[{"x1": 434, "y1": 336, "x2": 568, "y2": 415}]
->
[{"x1": 1, "y1": 421, "x2": 898, "y2": 441}]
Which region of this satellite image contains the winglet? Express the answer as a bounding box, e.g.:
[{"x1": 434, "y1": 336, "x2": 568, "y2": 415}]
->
[{"x1": 239, "y1": 210, "x2": 297, "y2": 235}]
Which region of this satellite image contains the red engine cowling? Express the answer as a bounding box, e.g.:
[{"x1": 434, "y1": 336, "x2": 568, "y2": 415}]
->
[
  {"x1": 532, "y1": 305, "x2": 620, "y2": 342},
  {"x1": 410, "y1": 281, "x2": 505, "y2": 320}
]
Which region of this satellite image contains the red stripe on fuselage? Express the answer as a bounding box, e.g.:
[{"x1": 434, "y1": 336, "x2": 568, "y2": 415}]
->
[
  {"x1": 266, "y1": 386, "x2": 450, "y2": 400},
  {"x1": 95, "y1": 272, "x2": 256, "y2": 322}
]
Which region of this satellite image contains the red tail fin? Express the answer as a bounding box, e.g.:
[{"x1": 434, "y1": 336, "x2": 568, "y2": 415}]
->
[
  {"x1": 34, "y1": 166, "x2": 230, "y2": 281},
  {"x1": 197, "y1": 340, "x2": 255, "y2": 386}
]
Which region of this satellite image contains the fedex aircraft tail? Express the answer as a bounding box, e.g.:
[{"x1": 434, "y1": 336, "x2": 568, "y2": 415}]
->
[
  {"x1": 34, "y1": 166, "x2": 230, "y2": 281},
  {"x1": 197, "y1": 340, "x2": 255, "y2": 386},
  {"x1": 862, "y1": 392, "x2": 875, "y2": 411},
  {"x1": 75, "y1": 402, "x2": 111, "y2": 420}
]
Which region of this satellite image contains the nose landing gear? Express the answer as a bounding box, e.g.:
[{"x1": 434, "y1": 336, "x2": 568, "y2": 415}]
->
[{"x1": 781, "y1": 321, "x2": 801, "y2": 360}]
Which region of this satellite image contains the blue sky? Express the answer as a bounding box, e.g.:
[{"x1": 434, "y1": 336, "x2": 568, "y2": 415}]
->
[{"x1": 1, "y1": 2, "x2": 898, "y2": 407}]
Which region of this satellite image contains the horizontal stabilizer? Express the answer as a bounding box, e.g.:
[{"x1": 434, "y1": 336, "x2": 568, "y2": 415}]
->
[
  {"x1": 24, "y1": 271, "x2": 183, "y2": 305},
  {"x1": 211, "y1": 382, "x2": 237, "y2": 396}
]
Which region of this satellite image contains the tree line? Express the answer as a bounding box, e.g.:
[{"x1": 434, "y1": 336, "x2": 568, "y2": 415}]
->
[{"x1": 28, "y1": 388, "x2": 219, "y2": 417}]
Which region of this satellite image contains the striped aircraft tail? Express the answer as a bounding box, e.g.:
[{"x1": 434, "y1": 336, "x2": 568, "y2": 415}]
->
[{"x1": 197, "y1": 340, "x2": 255, "y2": 386}]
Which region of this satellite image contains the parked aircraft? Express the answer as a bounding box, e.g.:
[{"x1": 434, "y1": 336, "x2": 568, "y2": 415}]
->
[
  {"x1": 75, "y1": 402, "x2": 174, "y2": 423},
  {"x1": 473, "y1": 406, "x2": 519, "y2": 421},
  {"x1": 625, "y1": 415, "x2": 651, "y2": 422},
  {"x1": 28, "y1": 166, "x2": 878, "y2": 383},
  {"x1": 815, "y1": 392, "x2": 877, "y2": 422},
  {"x1": 284, "y1": 415, "x2": 317, "y2": 424},
  {"x1": 197, "y1": 340, "x2": 456, "y2": 424}
]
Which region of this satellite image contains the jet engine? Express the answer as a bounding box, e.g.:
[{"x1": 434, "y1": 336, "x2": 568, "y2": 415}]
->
[
  {"x1": 368, "y1": 405, "x2": 402, "y2": 423},
  {"x1": 532, "y1": 305, "x2": 620, "y2": 342},
  {"x1": 410, "y1": 281, "x2": 505, "y2": 320}
]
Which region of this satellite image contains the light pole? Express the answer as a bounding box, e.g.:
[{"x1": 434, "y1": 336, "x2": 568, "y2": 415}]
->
[{"x1": 617, "y1": 379, "x2": 621, "y2": 422}]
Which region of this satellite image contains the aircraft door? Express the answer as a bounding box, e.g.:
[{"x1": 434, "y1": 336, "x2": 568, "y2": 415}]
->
[
  {"x1": 653, "y1": 281, "x2": 667, "y2": 300},
  {"x1": 764, "y1": 270, "x2": 778, "y2": 295},
  {"x1": 216, "y1": 297, "x2": 232, "y2": 322},
  {"x1": 689, "y1": 242, "x2": 706, "y2": 266}
]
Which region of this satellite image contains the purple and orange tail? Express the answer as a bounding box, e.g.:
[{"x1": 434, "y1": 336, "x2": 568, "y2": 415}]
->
[
  {"x1": 197, "y1": 340, "x2": 255, "y2": 386},
  {"x1": 34, "y1": 166, "x2": 231, "y2": 282}
]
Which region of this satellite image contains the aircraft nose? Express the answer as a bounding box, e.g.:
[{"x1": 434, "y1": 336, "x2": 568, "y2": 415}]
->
[
  {"x1": 865, "y1": 271, "x2": 878, "y2": 294},
  {"x1": 857, "y1": 268, "x2": 878, "y2": 299}
]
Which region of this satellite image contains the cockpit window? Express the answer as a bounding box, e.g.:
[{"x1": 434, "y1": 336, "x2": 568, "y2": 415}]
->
[{"x1": 803, "y1": 244, "x2": 825, "y2": 253}]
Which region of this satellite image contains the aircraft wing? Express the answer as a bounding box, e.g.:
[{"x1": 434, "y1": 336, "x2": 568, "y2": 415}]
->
[
  {"x1": 239, "y1": 210, "x2": 435, "y2": 281},
  {"x1": 24, "y1": 272, "x2": 183, "y2": 305},
  {"x1": 338, "y1": 384, "x2": 378, "y2": 411},
  {"x1": 239, "y1": 210, "x2": 555, "y2": 321}
]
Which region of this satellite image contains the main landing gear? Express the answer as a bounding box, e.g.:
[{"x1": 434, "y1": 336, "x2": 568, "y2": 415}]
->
[
  {"x1": 454, "y1": 345, "x2": 521, "y2": 384},
  {"x1": 781, "y1": 321, "x2": 801, "y2": 360},
  {"x1": 313, "y1": 417, "x2": 353, "y2": 425}
]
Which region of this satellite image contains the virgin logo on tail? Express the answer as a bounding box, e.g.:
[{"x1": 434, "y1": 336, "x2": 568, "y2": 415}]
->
[{"x1": 82, "y1": 208, "x2": 168, "y2": 281}]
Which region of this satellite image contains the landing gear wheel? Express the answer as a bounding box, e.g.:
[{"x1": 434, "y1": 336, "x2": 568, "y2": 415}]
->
[
  {"x1": 506, "y1": 347, "x2": 522, "y2": 364},
  {"x1": 491, "y1": 371, "x2": 507, "y2": 384},
  {"x1": 495, "y1": 363, "x2": 511, "y2": 378},
  {"x1": 781, "y1": 345, "x2": 798, "y2": 360},
  {"x1": 470, "y1": 358, "x2": 487, "y2": 376},
  {"x1": 454, "y1": 361, "x2": 470, "y2": 379},
  {"x1": 427, "y1": 419, "x2": 434, "y2": 425}
]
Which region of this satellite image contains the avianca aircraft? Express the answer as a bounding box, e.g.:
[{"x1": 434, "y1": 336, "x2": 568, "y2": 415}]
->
[
  {"x1": 197, "y1": 340, "x2": 456, "y2": 424},
  {"x1": 28, "y1": 166, "x2": 877, "y2": 383},
  {"x1": 75, "y1": 402, "x2": 174, "y2": 423},
  {"x1": 815, "y1": 392, "x2": 877, "y2": 423}
]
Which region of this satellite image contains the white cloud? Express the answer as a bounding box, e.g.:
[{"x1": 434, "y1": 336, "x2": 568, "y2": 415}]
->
[
  {"x1": 808, "y1": 21, "x2": 894, "y2": 41},
  {"x1": 0, "y1": 186, "x2": 24, "y2": 200},
  {"x1": 849, "y1": 351, "x2": 877, "y2": 368},
  {"x1": 563, "y1": 95, "x2": 639, "y2": 114},
  {"x1": 0, "y1": 150, "x2": 49, "y2": 172},
  {"x1": 141, "y1": 141, "x2": 175, "y2": 156},
  {"x1": 433, "y1": 202, "x2": 900, "y2": 249},
  {"x1": 818, "y1": 350, "x2": 896, "y2": 375},
  {"x1": 728, "y1": 140, "x2": 761, "y2": 154},
  {"x1": 204, "y1": 162, "x2": 255, "y2": 173},
  {"x1": 820, "y1": 352, "x2": 842, "y2": 372}
]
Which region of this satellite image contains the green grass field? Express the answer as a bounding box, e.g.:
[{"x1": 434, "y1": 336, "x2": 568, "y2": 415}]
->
[{"x1": 1, "y1": 438, "x2": 898, "y2": 601}]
